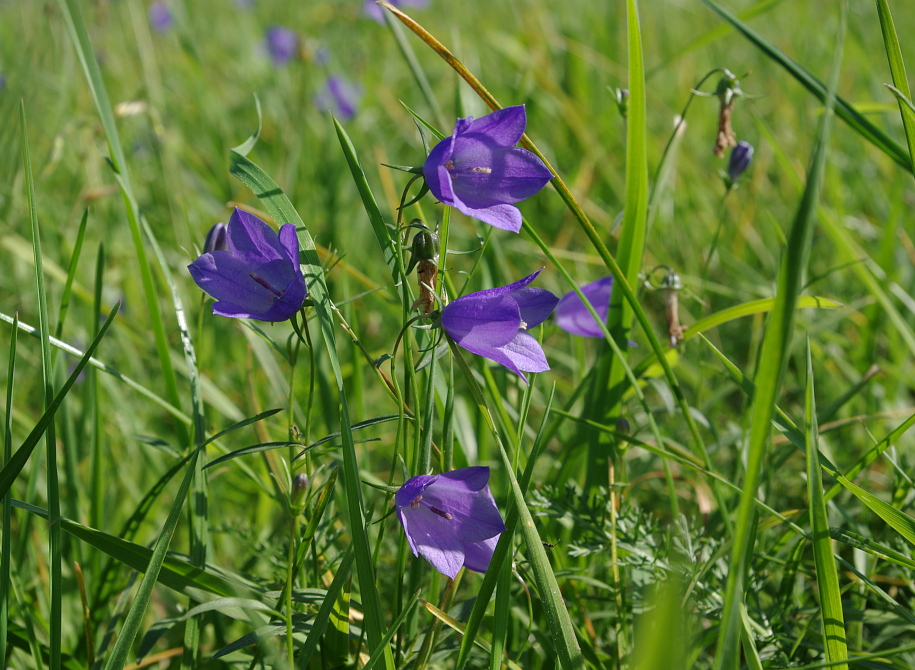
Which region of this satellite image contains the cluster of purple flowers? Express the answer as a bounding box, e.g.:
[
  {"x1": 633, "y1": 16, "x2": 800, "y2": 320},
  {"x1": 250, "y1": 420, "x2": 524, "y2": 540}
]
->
[{"x1": 187, "y1": 105, "x2": 623, "y2": 578}]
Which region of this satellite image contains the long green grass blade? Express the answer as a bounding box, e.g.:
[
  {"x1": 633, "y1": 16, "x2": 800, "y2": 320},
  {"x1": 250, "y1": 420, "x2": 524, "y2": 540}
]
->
[
  {"x1": 21, "y1": 100, "x2": 62, "y2": 670},
  {"x1": 52, "y1": 208, "x2": 88, "y2": 346},
  {"x1": 102, "y1": 449, "x2": 200, "y2": 670},
  {"x1": 875, "y1": 0, "x2": 915, "y2": 175},
  {"x1": 803, "y1": 343, "x2": 848, "y2": 669},
  {"x1": 293, "y1": 549, "x2": 354, "y2": 669},
  {"x1": 699, "y1": 0, "x2": 909, "y2": 174},
  {"x1": 714, "y1": 7, "x2": 845, "y2": 668},
  {"x1": 228, "y1": 145, "x2": 394, "y2": 668},
  {"x1": 0, "y1": 313, "x2": 17, "y2": 665}
]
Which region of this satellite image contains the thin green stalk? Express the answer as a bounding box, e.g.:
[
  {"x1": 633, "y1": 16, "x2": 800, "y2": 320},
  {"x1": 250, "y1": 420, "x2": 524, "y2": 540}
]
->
[{"x1": 0, "y1": 313, "x2": 17, "y2": 666}]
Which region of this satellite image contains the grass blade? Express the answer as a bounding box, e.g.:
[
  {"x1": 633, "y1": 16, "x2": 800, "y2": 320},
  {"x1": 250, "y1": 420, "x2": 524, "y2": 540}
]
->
[
  {"x1": 102, "y1": 449, "x2": 200, "y2": 670},
  {"x1": 875, "y1": 0, "x2": 915, "y2": 175},
  {"x1": 0, "y1": 313, "x2": 17, "y2": 665},
  {"x1": 21, "y1": 100, "x2": 62, "y2": 670},
  {"x1": 713, "y1": 7, "x2": 845, "y2": 668},
  {"x1": 803, "y1": 342, "x2": 848, "y2": 669}
]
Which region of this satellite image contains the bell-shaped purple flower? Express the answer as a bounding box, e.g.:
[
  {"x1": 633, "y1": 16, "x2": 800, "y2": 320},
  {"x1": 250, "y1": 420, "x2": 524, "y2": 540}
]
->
[
  {"x1": 396, "y1": 466, "x2": 506, "y2": 579},
  {"x1": 314, "y1": 76, "x2": 361, "y2": 121},
  {"x1": 202, "y1": 222, "x2": 228, "y2": 254},
  {"x1": 423, "y1": 106, "x2": 553, "y2": 233},
  {"x1": 188, "y1": 208, "x2": 306, "y2": 322},
  {"x1": 727, "y1": 140, "x2": 754, "y2": 183},
  {"x1": 555, "y1": 276, "x2": 613, "y2": 338},
  {"x1": 265, "y1": 26, "x2": 298, "y2": 66},
  {"x1": 148, "y1": 1, "x2": 174, "y2": 33},
  {"x1": 441, "y1": 269, "x2": 558, "y2": 382}
]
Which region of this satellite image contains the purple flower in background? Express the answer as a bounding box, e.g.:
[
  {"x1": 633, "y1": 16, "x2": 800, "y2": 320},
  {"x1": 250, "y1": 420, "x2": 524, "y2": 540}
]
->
[
  {"x1": 314, "y1": 76, "x2": 361, "y2": 121},
  {"x1": 148, "y1": 1, "x2": 174, "y2": 32},
  {"x1": 727, "y1": 140, "x2": 754, "y2": 184},
  {"x1": 364, "y1": 0, "x2": 429, "y2": 23},
  {"x1": 555, "y1": 276, "x2": 613, "y2": 338},
  {"x1": 396, "y1": 467, "x2": 506, "y2": 579},
  {"x1": 235, "y1": 0, "x2": 254, "y2": 8},
  {"x1": 441, "y1": 269, "x2": 558, "y2": 382},
  {"x1": 265, "y1": 25, "x2": 298, "y2": 66},
  {"x1": 188, "y1": 208, "x2": 306, "y2": 322},
  {"x1": 423, "y1": 106, "x2": 553, "y2": 233},
  {"x1": 202, "y1": 222, "x2": 228, "y2": 254}
]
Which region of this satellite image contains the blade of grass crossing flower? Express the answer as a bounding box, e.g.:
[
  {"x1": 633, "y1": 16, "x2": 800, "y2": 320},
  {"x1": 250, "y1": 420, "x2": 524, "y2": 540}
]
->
[
  {"x1": 21, "y1": 100, "x2": 62, "y2": 670},
  {"x1": 102, "y1": 449, "x2": 199, "y2": 670},
  {"x1": 57, "y1": 0, "x2": 185, "y2": 440},
  {"x1": 804, "y1": 342, "x2": 848, "y2": 669},
  {"x1": 714, "y1": 7, "x2": 845, "y2": 667},
  {"x1": 0, "y1": 314, "x2": 17, "y2": 665},
  {"x1": 450, "y1": 342, "x2": 585, "y2": 670},
  {"x1": 334, "y1": 120, "x2": 399, "y2": 283},
  {"x1": 875, "y1": 0, "x2": 915, "y2": 176},
  {"x1": 0, "y1": 303, "x2": 119, "y2": 501},
  {"x1": 698, "y1": 0, "x2": 910, "y2": 174},
  {"x1": 229, "y1": 148, "x2": 394, "y2": 668}
]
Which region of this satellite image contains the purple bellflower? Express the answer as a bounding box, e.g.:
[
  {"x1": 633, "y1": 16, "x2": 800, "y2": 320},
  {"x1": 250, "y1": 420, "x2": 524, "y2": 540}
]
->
[
  {"x1": 555, "y1": 276, "x2": 613, "y2": 338},
  {"x1": 148, "y1": 1, "x2": 174, "y2": 33},
  {"x1": 441, "y1": 269, "x2": 558, "y2": 382},
  {"x1": 265, "y1": 26, "x2": 298, "y2": 66},
  {"x1": 396, "y1": 466, "x2": 506, "y2": 579},
  {"x1": 188, "y1": 208, "x2": 306, "y2": 322},
  {"x1": 423, "y1": 106, "x2": 553, "y2": 233},
  {"x1": 202, "y1": 222, "x2": 228, "y2": 254},
  {"x1": 365, "y1": 0, "x2": 429, "y2": 24},
  {"x1": 314, "y1": 76, "x2": 361, "y2": 121}
]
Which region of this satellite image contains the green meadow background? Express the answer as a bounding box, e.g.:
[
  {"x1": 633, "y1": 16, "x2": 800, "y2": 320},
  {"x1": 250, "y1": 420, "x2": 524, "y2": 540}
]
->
[{"x1": 2, "y1": 0, "x2": 915, "y2": 668}]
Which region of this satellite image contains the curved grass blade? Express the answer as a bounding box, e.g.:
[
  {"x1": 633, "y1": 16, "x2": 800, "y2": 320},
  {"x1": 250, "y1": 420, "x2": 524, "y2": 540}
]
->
[
  {"x1": 200, "y1": 408, "x2": 284, "y2": 448},
  {"x1": 0, "y1": 303, "x2": 119, "y2": 500},
  {"x1": 229, "y1": 143, "x2": 394, "y2": 668},
  {"x1": 875, "y1": 0, "x2": 915, "y2": 175},
  {"x1": 713, "y1": 7, "x2": 845, "y2": 668},
  {"x1": 293, "y1": 549, "x2": 354, "y2": 669},
  {"x1": 52, "y1": 208, "x2": 89, "y2": 347},
  {"x1": 699, "y1": 0, "x2": 910, "y2": 174},
  {"x1": 803, "y1": 342, "x2": 848, "y2": 669}
]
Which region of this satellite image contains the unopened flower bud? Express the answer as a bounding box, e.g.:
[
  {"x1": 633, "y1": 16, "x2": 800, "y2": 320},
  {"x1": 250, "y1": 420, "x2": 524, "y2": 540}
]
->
[
  {"x1": 712, "y1": 69, "x2": 744, "y2": 158},
  {"x1": 203, "y1": 222, "x2": 228, "y2": 253},
  {"x1": 292, "y1": 473, "x2": 309, "y2": 507},
  {"x1": 727, "y1": 141, "x2": 754, "y2": 184},
  {"x1": 405, "y1": 228, "x2": 440, "y2": 275},
  {"x1": 615, "y1": 418, "x2": 630, "y2": 434}
]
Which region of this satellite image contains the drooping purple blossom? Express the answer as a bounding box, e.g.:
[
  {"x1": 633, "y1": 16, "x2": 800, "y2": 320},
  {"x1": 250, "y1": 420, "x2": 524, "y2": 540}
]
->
[
  {"x1": 202, "y1": 222, "x2": 228, "y2": 254},
  {"x1": 314, "y1": 76, "x2": 361, "y2": 121},
  {"x1": 396, "y1": 467, "x2": 506, "y2": 579},
  {"x1": 441, "y1": 269, "x2": 558, "y2": 382},
  {"x1": 423, "y1": 106, "x2": 553, "y2": 233},
  {"x1": 365, "y1": 0, "x2": 429, "y2": 24},
  {"x1": 727, "y1": 140, "x2": 754, "y2": 184},
  {"x1": 265, "y1": 25, "x2": 298, "y2": 66},
  {"x1": 188, "y1": 208, "x2": 306, "y2": 322},
  {"x1": 148, "y1": 1, "x2": 174, "y2": 33},
  {"x1": 555, "y1": 276, "x2": 613, "y2": 338}
]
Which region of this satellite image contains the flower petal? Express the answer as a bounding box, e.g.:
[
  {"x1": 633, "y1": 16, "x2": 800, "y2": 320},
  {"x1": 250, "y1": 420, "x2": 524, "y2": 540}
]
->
[
  {"x1": 442, "y1": 294, "x2": 521, "y2": 348},
  {"x1": 188, "y1": 252, "x2": 277, "y2": 315},
  {"x1": 418, "y1": 469, "x2": 505, "y2": 544},
  {"x1": 395, "y1": 474, "x2": 439, "y2": 509},
  {"x1": 422, "y1": 137, "x2": 457, "y2": 205},
  {"x1": 452, "y1": 269, "x2": 544, "y2": 302},
  {"x1": 397, "y1": 505, "x2": 466, "y2": 579},
  {"x1": 555, "y1": 276, "x2": 613, "y2": 338},
  {"x1": 462, "y1": 535, "x2": 500, "y2": 574},
  {"x1": 226, "y1": 208, "x2": 288, "y2": 265},
  {"x1": 483, "y1": 332, "x2": 550, "y2": 383},
  {"x1": 449, "y1": 146, "x2": 553, "y2": 208},
  {"x1": 451, "y1": 200, "x2": 523, "y2": 232},
  {"x1": 511, "y1": 287, "x2": 559, "y2": 329},
  {"x1": 458, "y1": 106, "x2": 527, "y2": 148}
]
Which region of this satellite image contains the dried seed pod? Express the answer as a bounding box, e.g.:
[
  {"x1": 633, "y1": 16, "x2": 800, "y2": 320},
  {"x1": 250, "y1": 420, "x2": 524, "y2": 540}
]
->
[{"x1": 659, "y1": 269, "x2": 684, "y2": 348}]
